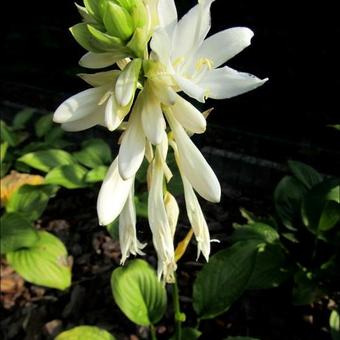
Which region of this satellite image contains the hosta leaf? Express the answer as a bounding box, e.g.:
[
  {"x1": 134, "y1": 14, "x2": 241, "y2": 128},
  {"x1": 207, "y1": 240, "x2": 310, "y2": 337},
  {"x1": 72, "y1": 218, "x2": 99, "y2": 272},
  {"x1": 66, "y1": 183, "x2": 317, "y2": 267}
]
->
[
  {"x1": 55, "y1": 326, "x2": 115, "y2": 340},
  {"x1": 12, "y1": 108, "x2": 35, "y2": 129},
  {"x1": 0, "y1": 120, "x2": 17, "y2": 146},
  {"x1": 246, "y1": 243, "x2": 290, "y2": 290},
  {"x1": 111, "y1": 259, "x2": 167, "y2": 326},
  {"x1": 18, "y1": 149, "x2": 76, "y2": 172},
  {"x1": 193, "y1": 242, "x2": 258, "y2": 319},
  {"x1": 170, "y1": 328, "x2": 202, "y2": 340},
  {"x1": 330, "y1": 310, "x2": 340, "y2": 340},
  {"x1": 6, "y1": 184, "x2": 59, "y2": 221},
  {"x1": 45, "y1": 164, "x2": 88, "y2": 189},
  {"x1": 274, "y1": 176, "x2": 307, "y2": 230},
  {"x1": 231, "y1": 223, "x2": 279, "y2": 245},
  {"x1": 302, "y1": 178, "x2": 340, "y2": 233},
  {"x1": 85, "y1": 165, "x2": 108, "y2": 183},
  {"x1": 73, "y1": 139, "x2": 112, "y2": 168},
  {"x1": 34, "y1": 113, "x2": 54, "y2": 138},
  {"x1": 0, "y1": 213, "x2": 39, "y2": 254},
  {"x1": 288, "y1": 160, "x2": 322, "y2": 189},
  {"x1": 6, "y1": 231, "x2": 71, "y2": 290}
]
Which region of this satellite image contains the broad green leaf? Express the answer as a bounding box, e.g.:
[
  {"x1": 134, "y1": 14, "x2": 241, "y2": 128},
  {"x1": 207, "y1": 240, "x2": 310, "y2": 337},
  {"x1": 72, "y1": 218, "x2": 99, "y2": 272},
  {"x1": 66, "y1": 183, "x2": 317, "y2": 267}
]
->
[
  {"x1": 246, "y1": 244, "x2": 290, "y2": 290},
  {"x1": 0, "y1": 213, "x2": 39, "y2": 254},
  {"x1": 55, "y1": 325, "x2": 115, "y2": 340},
  {"x1": 12, "y1": 108, "x2": 35, "y2": 129},
  {"x1": 18, "y1": 149, "x2": 76, "y2": 172},
  {"x1": 330, "y1": 310, "x2": 340, "y2": 340},
  {"x1": 231, "y1": 223, "x2": 279, "y2": 245},
  {"x1": 6, "y1": 184, "x2": 59, "y2": 221},
  {"x1": 288, "y1": 160, "x2": 322, "y2": 189},
  {"x1": 0, "y1": 162, "x2": 11, "y2": 178},
  {"x1": 85, "y1": 165, "x2": 108, "y2": 183},
  {"x1": 73, "y1": 139, "x2": 112, "y2": 168},
  {"x1": 292, "y1": 268, "x2": 321, "y2": 305},
  {"x1": 193, "y1": 242, "x2": 258, "y2": 319},
  {"x1": 34, "y1": 113, "x2": 54, "y2": 138},
  {"x1": 111, "y1": 259, "x2": 167, "y2": 326},
  {"x1": 0, "y1": 142, "x2": 8, "y2": 162},
  {"x1": 44, "y1": 127, "x2": 65, "y2": 145},
  {"x1": 274, "y1": 176, "x2": 307, "y2": 230},
  {"x1": 0, "y1": 120, "x2": 17, "y2": 146},
  {"x1": 302, "y1": 179, "x2": 340, "y2": 233},
  {"x1": 45, "y1": 164, "x2": 87, "y2": 189},
  {"x1": 6, "y1": 231, "x2": 71, "y2": 290}
]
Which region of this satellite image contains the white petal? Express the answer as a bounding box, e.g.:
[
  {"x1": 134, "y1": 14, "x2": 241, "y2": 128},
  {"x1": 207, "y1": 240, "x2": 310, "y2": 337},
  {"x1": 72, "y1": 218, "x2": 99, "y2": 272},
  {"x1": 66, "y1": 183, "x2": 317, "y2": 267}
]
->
[
  {"x1": 198, "y1": 66, "x2": 268, "y2": 99},
  {"x1": 172, "y1": 0, "x2": 214, "y2": 60},
  {"x1": 118, "y1": 98, "x2": 146, "y2": 180},
  {"x1": 115, "y1": 59, "x2": 141, "y2": 107},
  {"x1": 150, "y1": 27, "x2": 172, "y2": 66},
  {"x1": 79, "y1": 52, "x2": 127, "y2": 69},
  {"x1": 141, "y1": 87, "x2": 167, "y2": 145},
  {"x1": 194, "y1": 27, "x2": 254, "y2": 67},
  {"x1": 61, "y1": 105, "x2": 105, "y2": 131},
  {"x1": 182, "y1": 175, "x2": 210, "y2": 261},
  {"x1": 166, "y1": 111, "x2": 221, "y2": 203},
  {"x1": 78, "y1": 70, "x2": 120, "y2": 87},
  {"x1": 105, "y1": 94, "x2": 126, "y2": 131},
  {"x1": 173, "y1": 74, "x2": 206, "y2": 103},
  {"x1": 158, "y1": 0, "x2": 178, "y2": 35},
  {"x1": 53, "y1": 86, "x2": 106, "y2": 123},
  {"x1": 171, "y1": 94, "x2": 206, "y2": 134},
  {"x1": 164, "y1": 192, "x2": 179, "y2": 238},
  {"x1": 97, "y1": 158, "x2": 133, "y2": 226},
  {"x1": 119, "y1": 184, "x2": 146, "y2": 264}
]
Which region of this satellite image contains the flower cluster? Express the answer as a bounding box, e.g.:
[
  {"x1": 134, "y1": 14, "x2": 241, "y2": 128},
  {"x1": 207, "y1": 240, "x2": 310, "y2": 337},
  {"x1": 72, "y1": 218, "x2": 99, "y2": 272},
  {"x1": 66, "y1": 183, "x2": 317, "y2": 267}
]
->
[{"x1": 54, "y1": 0, "x2": 267, "y2": 282}]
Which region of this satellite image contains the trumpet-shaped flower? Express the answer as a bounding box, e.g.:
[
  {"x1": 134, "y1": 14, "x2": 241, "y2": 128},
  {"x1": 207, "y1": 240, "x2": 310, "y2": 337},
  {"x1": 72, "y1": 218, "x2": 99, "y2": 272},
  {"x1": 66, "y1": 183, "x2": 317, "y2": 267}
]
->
[{"x1": 152, "y1": 0, "x2": 268, "y2": 102}]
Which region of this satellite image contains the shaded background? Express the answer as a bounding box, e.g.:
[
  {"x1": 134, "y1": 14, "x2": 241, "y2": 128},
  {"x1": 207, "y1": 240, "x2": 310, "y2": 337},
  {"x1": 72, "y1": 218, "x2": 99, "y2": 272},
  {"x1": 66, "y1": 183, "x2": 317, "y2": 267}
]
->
[{"x1": 1, "y1": 0, "x2": 339, "y2": 175}]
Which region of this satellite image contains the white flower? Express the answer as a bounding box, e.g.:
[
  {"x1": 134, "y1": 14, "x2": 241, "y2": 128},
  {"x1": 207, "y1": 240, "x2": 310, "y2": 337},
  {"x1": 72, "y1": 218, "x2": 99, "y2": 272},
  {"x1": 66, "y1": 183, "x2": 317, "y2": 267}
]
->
[
  {"x1": 119, "y1": 183, "x2": 146, "y2": 264},
  {"x1": 152, "y1": 0, "x2": 268, "y2": 102},
  {"x1": 97, "y1": 157, "x2": 134, "y2": 226},
  {"x1": 148, "y1": 143, "x2": 177, "y2": 282}
]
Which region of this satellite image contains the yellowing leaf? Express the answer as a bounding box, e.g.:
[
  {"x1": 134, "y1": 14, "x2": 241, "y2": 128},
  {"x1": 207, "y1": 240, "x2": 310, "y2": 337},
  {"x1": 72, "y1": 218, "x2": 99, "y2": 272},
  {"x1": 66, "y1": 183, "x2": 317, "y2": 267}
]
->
[
  {"x1": 0, "y1": 171, "x2": 44, "y2": 206},
  {"x1": 175, "y1": 229, "x2": 194, "y2": 262}
]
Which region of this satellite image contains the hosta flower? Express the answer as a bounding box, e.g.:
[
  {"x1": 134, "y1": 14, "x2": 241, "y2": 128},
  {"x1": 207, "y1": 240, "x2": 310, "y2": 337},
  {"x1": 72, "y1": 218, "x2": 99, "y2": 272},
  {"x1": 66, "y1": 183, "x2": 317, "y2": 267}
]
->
[
  {"x1": 53, "y1": 0, "x2": 268, "y2": 281},
  {"x1": 152, "y1": 0, "x2": 268, "y2": 102}
]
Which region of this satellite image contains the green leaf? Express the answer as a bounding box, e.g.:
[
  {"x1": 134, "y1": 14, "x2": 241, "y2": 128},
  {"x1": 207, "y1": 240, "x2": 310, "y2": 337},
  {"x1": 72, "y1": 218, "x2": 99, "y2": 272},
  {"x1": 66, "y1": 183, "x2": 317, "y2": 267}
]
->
[
  {"x1": 6, "y1": 184, "x2": 59, "y2": 221},
  {"x1": 0, "y1": 141, "x2": 8, "y2": 162},
  {"x1": 85, "y1": 165, "x2": 108, "y2": 183},
  {"x1": 45, "y1": 164, "x2": 88, "y2": 189},
  {"x1": 0, "y1": 120, "x2": 17, "y2": 146},
  {"x1": 6, "y1": 231, "x2": 71, "y2": 290},
  {"x1": 0, "y1": 213, "x2": 39, "y2": 254},
  {"x1": 193, "y1": 242, "x2": 258, "y2": 319},
  {"x1": 246, "y1": 244, "x2": 290, "y2": 290},
  {"x1": 231, "y1": 223, "x2": 280, "y2": 245},
  {"x1": 74, "y1": 139, "x2": 112, "y2": 168},
  {"x1": 330, "y1": 310, "x2": 340, "y2": 340},
  {"x1": 18, "y1": 149, "x2": 76, "y2": 172},
  {"x1": 34, "y1": 113, "x2": 54, "y2": 138},
  {"x1": 0, "y1": 162, "x2": 11, "y2": 178},
  {"x1": 274, "y1": 176, "x2": 307, "y2": 230},
  {"x1": 302, "y1": 178, "x2": 340, "y2": 233},
  {"x1": 44, "y1": 127, "x2": 65, "y2": 145},
  {"x1": 111, "y1": 259, "x2": 167, "y2": 326},
  {"x1": 329, "y1": 124, "x2": 340, "y2": 131},
  {"x1": 12, "y1": 108, "x2": 35, "y2": 129},
  {"x1": 55, "y1": 326, "x2": 115, "y2": 340},
  {"x1": 288, "y1": 160, "x2": 322, "y2": 189},
  {"x1": 292, "y1": 268, "x2": 321, "y2": 305}
]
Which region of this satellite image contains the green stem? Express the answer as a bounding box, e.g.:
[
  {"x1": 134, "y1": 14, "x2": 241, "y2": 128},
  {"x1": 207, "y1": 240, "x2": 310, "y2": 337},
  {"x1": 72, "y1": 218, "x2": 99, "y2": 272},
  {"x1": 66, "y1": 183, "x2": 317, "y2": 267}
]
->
[
  {"x1": 173, "y1": 276, "x2": 182, "y2": 340},
  {"x1": 150, "y1": 324, "x2": 157, "y2": 340}
]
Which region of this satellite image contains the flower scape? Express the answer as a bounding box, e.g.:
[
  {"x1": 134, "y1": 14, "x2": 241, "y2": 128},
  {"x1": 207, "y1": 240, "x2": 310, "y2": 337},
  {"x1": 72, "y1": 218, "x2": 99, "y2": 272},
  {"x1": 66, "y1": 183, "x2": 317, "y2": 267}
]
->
[{"x1": 53, "y1": 0, "x2": 268, "y2": 282}]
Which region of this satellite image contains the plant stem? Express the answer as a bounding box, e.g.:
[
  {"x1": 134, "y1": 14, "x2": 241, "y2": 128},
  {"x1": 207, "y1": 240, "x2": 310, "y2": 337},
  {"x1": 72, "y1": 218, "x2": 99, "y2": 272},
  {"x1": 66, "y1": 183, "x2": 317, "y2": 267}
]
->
[
  {"x1": 150, "y1": 324, "x2": 157, "y2": 340},
  {"x1": 173, "y1": 276, "x2": 182, "y2": 340}
]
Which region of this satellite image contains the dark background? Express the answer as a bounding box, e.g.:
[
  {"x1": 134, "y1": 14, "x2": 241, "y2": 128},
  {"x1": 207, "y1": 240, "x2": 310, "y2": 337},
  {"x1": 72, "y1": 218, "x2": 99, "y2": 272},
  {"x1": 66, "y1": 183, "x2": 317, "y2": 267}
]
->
[{"x1": 1, "y1": 0, "x2": 340, "y2": 173}]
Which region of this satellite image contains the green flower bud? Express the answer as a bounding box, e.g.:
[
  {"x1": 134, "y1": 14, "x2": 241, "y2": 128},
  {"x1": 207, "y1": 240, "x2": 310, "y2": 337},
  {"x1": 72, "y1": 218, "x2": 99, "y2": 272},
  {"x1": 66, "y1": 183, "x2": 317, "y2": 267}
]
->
[
  {"x1": 103, "y1": 2, "x2": 134, "y2": 41},
  {"x1": 127, "y1": 27, "x2": 149, "y2": 58}
]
